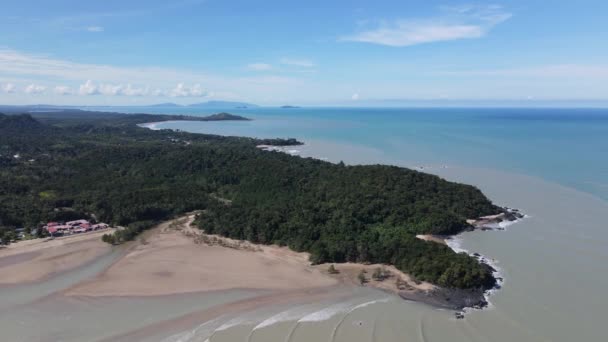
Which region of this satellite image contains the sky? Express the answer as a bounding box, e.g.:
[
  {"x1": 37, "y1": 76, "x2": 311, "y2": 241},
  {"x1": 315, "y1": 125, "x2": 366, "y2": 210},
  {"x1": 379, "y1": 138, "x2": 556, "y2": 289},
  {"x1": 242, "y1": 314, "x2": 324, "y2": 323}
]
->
[{"x1": 0, "y1": 0, "x2": 607, "y2": 106}]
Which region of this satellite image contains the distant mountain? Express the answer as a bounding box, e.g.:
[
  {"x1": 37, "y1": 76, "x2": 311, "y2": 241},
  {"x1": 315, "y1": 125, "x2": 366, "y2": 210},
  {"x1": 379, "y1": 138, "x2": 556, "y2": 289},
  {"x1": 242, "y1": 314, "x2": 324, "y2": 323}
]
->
[
  {"x1": 280, "y1": 105, "x2": 300, "y2": 108},
  {"x1": 188, "y1": 101, "x2": 259, "y2": 109}
]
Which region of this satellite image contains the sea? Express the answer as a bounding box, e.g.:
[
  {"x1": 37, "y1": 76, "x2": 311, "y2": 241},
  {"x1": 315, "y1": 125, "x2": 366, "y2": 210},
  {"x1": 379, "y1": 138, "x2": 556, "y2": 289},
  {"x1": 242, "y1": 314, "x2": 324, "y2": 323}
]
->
[{"x1": 2, "y1": 106, "x2": 607, "y2": 341}]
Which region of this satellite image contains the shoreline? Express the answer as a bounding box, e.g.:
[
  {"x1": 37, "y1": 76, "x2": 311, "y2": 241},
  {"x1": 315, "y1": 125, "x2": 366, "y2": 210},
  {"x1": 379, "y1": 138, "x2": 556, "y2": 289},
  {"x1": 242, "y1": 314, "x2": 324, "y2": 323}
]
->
[
  {"x1": 0, "y1": 229, "x2": 116, "y2": 285},
  {"x1": 64, "y1": 214, "x2": 509, "y2": 312}
]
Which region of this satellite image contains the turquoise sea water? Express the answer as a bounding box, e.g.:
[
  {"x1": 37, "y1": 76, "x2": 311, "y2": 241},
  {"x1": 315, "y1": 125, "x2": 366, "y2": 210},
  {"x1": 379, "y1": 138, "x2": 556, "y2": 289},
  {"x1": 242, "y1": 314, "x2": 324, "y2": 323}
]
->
[{"x1": 102, "y1": 106, "x2": 608, "y2": 202}]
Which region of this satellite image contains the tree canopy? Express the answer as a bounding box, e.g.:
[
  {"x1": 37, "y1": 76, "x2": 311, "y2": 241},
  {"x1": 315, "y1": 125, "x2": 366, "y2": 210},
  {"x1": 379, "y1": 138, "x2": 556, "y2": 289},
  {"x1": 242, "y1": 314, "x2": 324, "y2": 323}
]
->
[{"x1": 0, "y1": 111, "x2": 499, "y2": 289}]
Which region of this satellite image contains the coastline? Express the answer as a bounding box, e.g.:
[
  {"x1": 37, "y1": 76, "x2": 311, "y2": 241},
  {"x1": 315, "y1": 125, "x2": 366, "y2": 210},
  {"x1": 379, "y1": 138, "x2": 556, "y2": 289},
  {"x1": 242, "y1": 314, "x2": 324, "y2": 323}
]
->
[
  {"x1": 132, "y1": 121, "x2": 525, "y2": 312},
  {"x1": 57, "y1": 212, "x2": 498, "y2": 312}
]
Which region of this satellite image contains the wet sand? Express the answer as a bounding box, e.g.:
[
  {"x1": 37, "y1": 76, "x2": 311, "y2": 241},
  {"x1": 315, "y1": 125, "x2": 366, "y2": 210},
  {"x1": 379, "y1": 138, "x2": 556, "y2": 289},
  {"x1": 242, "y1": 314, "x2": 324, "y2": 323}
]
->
[{"x1": 0, "y1": 229, "x2": 114, "y2": 284}]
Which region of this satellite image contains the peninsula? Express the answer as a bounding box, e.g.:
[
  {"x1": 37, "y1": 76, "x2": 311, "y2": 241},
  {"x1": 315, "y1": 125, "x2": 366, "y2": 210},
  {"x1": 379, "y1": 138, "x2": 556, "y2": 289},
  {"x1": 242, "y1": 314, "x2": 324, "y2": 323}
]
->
[{"x1": 0, "y1": 110, "x2": 508, "y2": 309}]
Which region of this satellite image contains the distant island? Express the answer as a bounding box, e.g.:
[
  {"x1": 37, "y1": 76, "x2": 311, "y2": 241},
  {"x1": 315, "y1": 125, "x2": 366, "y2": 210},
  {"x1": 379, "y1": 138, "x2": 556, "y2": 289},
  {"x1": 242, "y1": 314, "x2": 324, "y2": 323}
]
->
[
  {"x1": 0, "y1": 110, "x2": 509, "y2": 310},
  {"x1": 280, "y1": 105, "x2": 301, "y2": 108},
  {"x1": 201, "y1": 112, "x2": 251, "y2": 121}
]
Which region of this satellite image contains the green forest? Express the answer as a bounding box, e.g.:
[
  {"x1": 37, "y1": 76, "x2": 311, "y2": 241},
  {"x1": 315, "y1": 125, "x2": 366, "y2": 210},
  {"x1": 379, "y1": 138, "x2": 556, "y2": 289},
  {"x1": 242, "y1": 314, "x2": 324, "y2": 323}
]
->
[{"x1": 0, "y1": 110, "x2": 499, "y2": 289}]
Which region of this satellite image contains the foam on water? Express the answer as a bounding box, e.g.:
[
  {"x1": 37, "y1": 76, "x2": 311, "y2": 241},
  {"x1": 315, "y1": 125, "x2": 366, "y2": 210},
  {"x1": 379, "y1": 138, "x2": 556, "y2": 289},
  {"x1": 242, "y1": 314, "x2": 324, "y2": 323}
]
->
[
  {"x1": 297, "y1": 302, "x2": 354, "y2": 323},
  {"x1": 445, "y1": 215, "x2": 528, "y2": 313},
  {"x1": 215, "y1": 316, "x2": 258, "y2": 332},
  {"x1": 253, "y1": 305, "x2": 319, "y2": 331},
  {"x1": 297, "y1": 297, "x2": 391, "y2": 324}
]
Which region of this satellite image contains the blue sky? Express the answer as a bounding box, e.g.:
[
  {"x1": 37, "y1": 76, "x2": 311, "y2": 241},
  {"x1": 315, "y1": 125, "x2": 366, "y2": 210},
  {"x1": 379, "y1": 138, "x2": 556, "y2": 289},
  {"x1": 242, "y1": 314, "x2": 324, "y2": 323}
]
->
[{"x1": 1, "y1": 0, "x2": 607, "y2": 106}]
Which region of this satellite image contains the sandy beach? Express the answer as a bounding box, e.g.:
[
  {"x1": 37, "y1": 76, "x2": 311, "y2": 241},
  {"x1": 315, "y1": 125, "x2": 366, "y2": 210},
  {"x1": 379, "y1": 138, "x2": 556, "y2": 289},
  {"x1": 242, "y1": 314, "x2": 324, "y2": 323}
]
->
[
  {"x1": 0, "y1": 229, "x2": 115, "y2": 284},
  {"x1": 65, "y1": 216, "x2": 338, "y2": 297}
]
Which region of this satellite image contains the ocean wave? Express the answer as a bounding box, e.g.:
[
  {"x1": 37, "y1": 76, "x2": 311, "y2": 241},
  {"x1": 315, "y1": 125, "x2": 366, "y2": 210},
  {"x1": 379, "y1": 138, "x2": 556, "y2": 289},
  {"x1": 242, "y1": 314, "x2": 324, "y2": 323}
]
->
[
  {"x1": 297, "y1": 297, "x2": 391, "y2": 324},
  {"x1": 297, "y1": 302, "x2": 354, "y2": 323},
  {"x1": 253, "y1": 305, "x2": 318, "y2": 331},
  {"x1": 215, "y1": 315, "x2": 259, "y2": 332}
]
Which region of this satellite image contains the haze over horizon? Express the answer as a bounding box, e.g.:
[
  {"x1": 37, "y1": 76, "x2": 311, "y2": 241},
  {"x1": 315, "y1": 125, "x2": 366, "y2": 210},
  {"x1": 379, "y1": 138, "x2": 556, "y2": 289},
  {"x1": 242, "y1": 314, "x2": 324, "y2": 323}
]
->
[{"x1": 1, "y1": 0, "x2": 607, "y2": 106}]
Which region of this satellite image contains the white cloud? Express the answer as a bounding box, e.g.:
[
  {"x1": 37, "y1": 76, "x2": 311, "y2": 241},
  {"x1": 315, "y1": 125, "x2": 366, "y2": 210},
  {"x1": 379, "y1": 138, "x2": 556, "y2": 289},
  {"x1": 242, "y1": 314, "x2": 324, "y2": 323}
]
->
[
  {"x1": 152, "y1": 88, "x2": 166, "y2": 97},
  {"x1": 77, "y1": 80, "x2": 151, "y2": 96},
  {"x1": 1, "y1": 83, "x2": 16, "y2": 93},
  {"x1": 121, "y1": 84, "x2": 149, "y2": 96},
  {"x1": 54, "y1": 85, "x2": 73, "y2": 95},
  {"x1": 79, "y1": 80, "x2": 100, "y2": 95},
  {"x1": 0, "y1": 48, "x2": 303, "y2": 103},
  {"x1": 351, "y1": 93, "x2": 360, "y2": 100},
  {"x1": 24, "y1": 84, "x2": 46, "y2": 94},
  {"x1": 169, "y1": 83, "x2": 208, "y2": 97},
  {"x1": 280, "y1": 58, "x2": 315, "y2": 68},
  {"x1": 342, "y1": 5, "x2": 511, "y2": 47},
  {"x1": 248, "y1": 63, "x2": 272, "y2": 71},
  {"x1": 86, "y1": 26, "x2": 104, "y2": 32}
]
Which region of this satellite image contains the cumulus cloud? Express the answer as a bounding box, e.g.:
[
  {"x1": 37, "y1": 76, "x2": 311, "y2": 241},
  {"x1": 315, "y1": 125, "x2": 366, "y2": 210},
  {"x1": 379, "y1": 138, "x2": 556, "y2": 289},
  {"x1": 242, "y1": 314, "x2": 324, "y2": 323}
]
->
[
  {"x1": 79, "y1": 80, "x2": 100, "y2": 95},
  {"x1": 86, "y1": 26, "x2": 104, "y2": 32},
  {"x1": 54, "y1": 85, "x2": 73, "y2": 95},
  {"x1": 98, "y1": 83, "x2": 124, "y2": 96},
  {"x1": 169, "y1": 83, "x2": 207, "y2": 97},
  {"x1": 152, "y1": 88, "x2": 166, "y2": 96},
  {"x1": 0, "y1": 48, "x2": 301, "y2": 101},
  {"x1": 280, "y1": 58, "x2": 315, "y2": 68},
  {"x1": 121, "y1": 84, "x2": 149, "y2": 96},
  {"x1": 1, "y1": 83, "x2": 16, "y2": 93},
  {"x1": 77, "y1": 80, "x2": 150, "y2": 96},
  {"x1": 342, "y1": 4, "x2": 511, "y2": 47},
  {"x1": 248, "y1": 63, "x2": 272, "y2": 71},
  {"x1": 24, "y1": 84, "x2": 46, "y2": 94}
]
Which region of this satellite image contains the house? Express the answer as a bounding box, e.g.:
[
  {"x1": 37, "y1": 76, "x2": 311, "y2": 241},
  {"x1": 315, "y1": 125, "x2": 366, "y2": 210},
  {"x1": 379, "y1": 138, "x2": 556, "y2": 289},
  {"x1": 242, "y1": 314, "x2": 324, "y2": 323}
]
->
[
  {"x1": 92, "y1": 223, "x2": 109, "y2": 230},
  {"x1": 66, "y1": 219, "x2": 89, "y2": 227}
]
